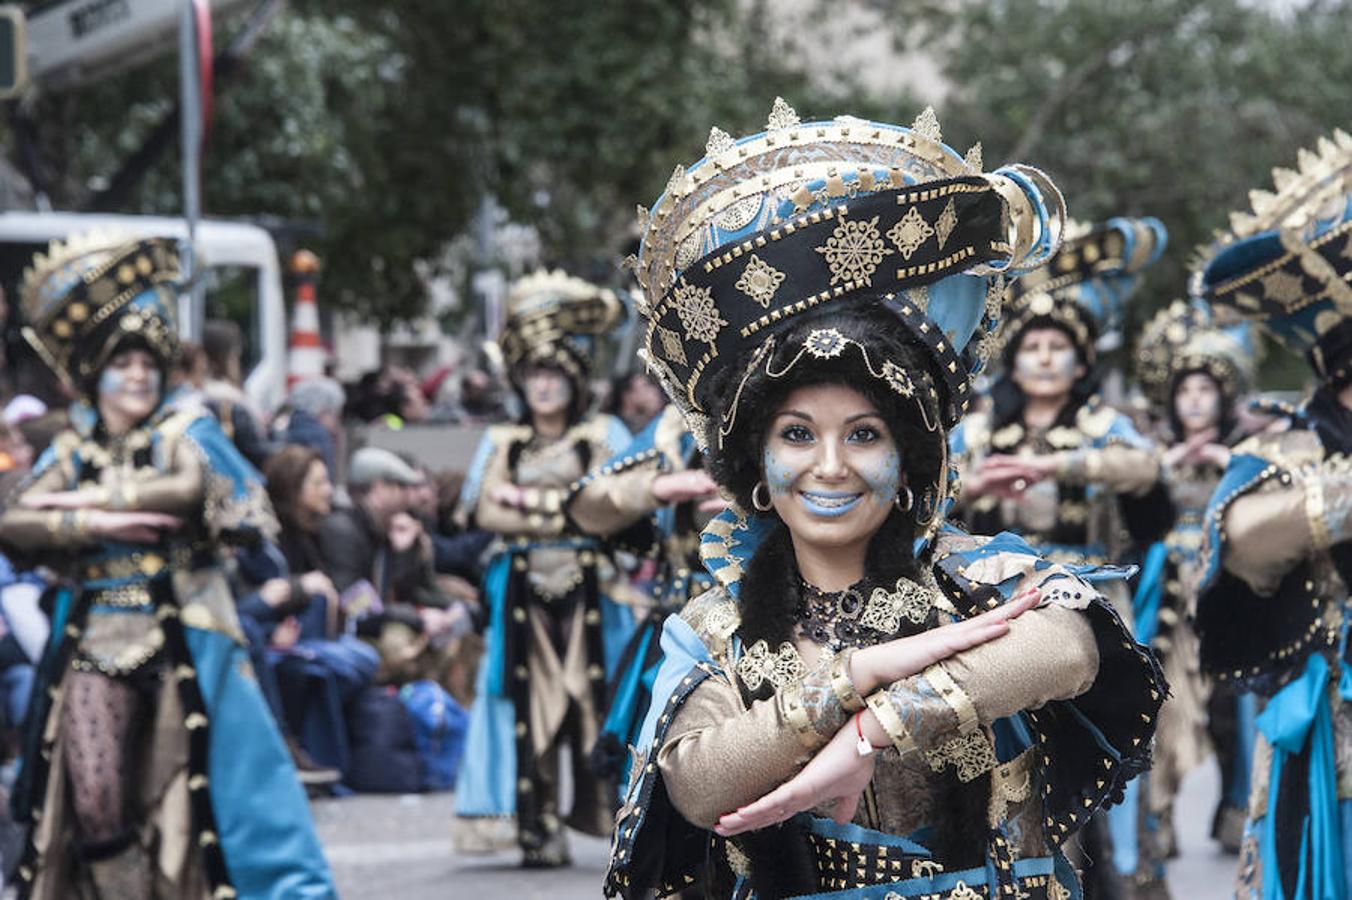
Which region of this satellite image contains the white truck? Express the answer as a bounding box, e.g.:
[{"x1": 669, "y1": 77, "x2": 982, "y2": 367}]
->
[{"x1": 0, "y1": 210, "x2": 288, "y2": 412}]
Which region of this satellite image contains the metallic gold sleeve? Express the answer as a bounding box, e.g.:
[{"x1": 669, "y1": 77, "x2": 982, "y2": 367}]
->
[
  {"x1": 1221, "y1": 482, "x2": 1313, "y2": 596},
  {"x1": 940, "y1": 602, "x2": 1099, "y2": 724},
  {"x1": 1055, "y1": 445, "x2": 1160, "y2": 496},
  {"x1": 656, "y1": 674, "x2": 815, "y2": 830},
  {"x1": 568, "y1": 463, "x2": 662, "y2": 537},
  {"x1": 874, "y1": 602, "x2": 1099, "y2": 782},
  {"x1": 105, "y1": 439, "x2": 205, "y2": 517},
  {"x1": 0, "y1": 465, "x2": 95, "y2": 551},
  {"x1": 473, "y1": 442, "x2": 565, "y2": 538}
]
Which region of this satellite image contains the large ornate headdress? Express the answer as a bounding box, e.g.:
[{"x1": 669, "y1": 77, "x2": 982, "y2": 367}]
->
[
  {"x1": 995, "y1": 216, "x2": 1167, "y2": 367},
  {"x1": 20, "y1": 232, "x2": 181, "y2": 394},
  {"x1": 1192, "y1": 129, "x2": 1352, "y2": 385},
  {"x1": 496, "y1": 269, "x2": 623, "y2": 389},
  {"x1": 1136, "y1": 298, "x2": 1253, "y2": 410},
  {"x1": 633, "y1": 99, "x2": 1066, "y2": 454}
]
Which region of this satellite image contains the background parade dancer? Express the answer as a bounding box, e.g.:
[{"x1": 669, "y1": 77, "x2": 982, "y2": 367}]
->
[
  {"x1": 451, "y1": 270, "x2": 635, "y2": 868},
  {"x1": 1119, "y1": 300, "x2": 1255, "y2": 895},
  {"x1": 0, "y1": 234, "x2": 334, "y2": 898},
  {"x1": 568, "y1": 402, "x2": 724, "y2": 790},
  {"x1": 604, "y1": 100, "x2": 1164, "y2": 900},
  {"x1": 1192, "y1": 129, "x2": 1352, "y2": 900}
]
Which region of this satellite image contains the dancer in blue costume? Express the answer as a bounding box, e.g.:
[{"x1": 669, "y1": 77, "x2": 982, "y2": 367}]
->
[
  {"x1": 950, "y1": 216, "x2": 1169, "y2": 573},
  {"x1": 603, "y1": 99, "x2": 1165, "y2": 900},
  {"x1": 569, "y1": 403, "x2": 723, "y2": 787},
  {"x1": 0, "y1": 234, "x2": 334, "y2": 899},
  {"x1": 1192, "y1": 130, "x2": 1352, "y2": 900},
  {"x1": 1133, "y1": 301, "x2": 1258, "y2": 868},
  {"x1": 452, "y1": 269, "x2": 635, "y2": 867}
]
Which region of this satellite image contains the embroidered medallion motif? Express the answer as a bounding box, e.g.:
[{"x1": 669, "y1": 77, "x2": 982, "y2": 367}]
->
[
  {"x1": 1261, "y1": 269, "x2": 1305, "y2": 307},
  {"x1": 926, "y1": 731, "x2": 998, "y2": 783},
  {"x1": 815, "y1": 215, "x2": 893, "y2": 286},
  {"x1": 654, "y1": 324, "x2": 687, "y2": 366},
  {"x1": 860, "y1": 578, "x2": 933, "y2": 633},
  {"x1": 671, "y1": 280, "x2": 727, "y2": 344},
  {"x1": 804, "y1": 328, "x2": 848, "y2": 358},
  {"x1": 887, "y1": 206, "x2": 935, "y2": 261},
  {"x1": 934, "y1": 198, "x2": 959, "y2": 250},
  {"x1": 735, "y1": 254, "x2": 786, "y2": 308},
  {"x1": 736, "y1": 640, "x2": 807, "y2": 692},
  {"x1": 947, "y1": 881, "x2": 982, "y2": 900},
  {"x1": 880, "y1": 360, "x2": 916, "y2": 398}
]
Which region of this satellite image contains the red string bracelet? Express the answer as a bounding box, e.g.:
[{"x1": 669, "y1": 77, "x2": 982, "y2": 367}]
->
[{"x1": 854, "y1": 710, "x2": 888, "y2": 757}]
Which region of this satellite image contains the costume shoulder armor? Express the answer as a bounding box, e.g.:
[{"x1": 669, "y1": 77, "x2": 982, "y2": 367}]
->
[{"x1": 678, "y1": 587, "x2": 740, "y2": 656}]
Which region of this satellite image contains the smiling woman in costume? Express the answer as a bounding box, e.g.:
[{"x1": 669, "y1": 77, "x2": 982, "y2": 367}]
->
[
  {"x1": 603, "y1": 101, "x2": 1164, "y2": 900},
  {"x1": 0, "y1": 234, "x2": 334, "y2": 899}
]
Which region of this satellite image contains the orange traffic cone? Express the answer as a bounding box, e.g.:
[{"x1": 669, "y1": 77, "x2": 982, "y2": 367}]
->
[{"x1": 288, "y1": 250, "x2": 325, "y2": 387}]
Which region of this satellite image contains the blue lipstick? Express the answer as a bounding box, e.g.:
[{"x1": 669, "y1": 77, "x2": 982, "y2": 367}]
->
[{"x1": 798, "y1": 490, "x2": 863, "y2": 518}]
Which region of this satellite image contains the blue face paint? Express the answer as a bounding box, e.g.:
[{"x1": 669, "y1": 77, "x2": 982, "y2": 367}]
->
[
  {"x1": 98, "y1": 366, "x2": 161, "y2": 401},
  {"x1": 860, "y1": 448, "x2": 902, "y2": 506},
  {"x1": 762, "y1": 447, "x2": 797, "y2": 497}
]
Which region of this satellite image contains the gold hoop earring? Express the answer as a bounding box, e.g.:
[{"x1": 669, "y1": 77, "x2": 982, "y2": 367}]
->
[
  {"x1": 895, "y1": 486, "x2": 914, "y2": 513},
  {"x1": 752, "y1": 481, "x2": 774, "y2": 512}
]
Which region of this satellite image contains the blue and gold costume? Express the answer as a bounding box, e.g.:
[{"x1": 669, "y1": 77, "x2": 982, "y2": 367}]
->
[
  {"x1": 568, "y1": 404, "x2": 716, "y2": 785},
  {"x1": 452, "y1": 270, "x2": 636, "y2": 866},
  {"x1": 1193, "y1": 130, "x2": 1352, "y2": 899},
  {"x1": 950, "y1": 218, "x2": 1169, "y2": 571},
  {"x1": 0, "y1": 235, "x2": 333, "y2": 899},
  {"x1": 602, "y1": 100, "x2": 1165, "y2": 899}
]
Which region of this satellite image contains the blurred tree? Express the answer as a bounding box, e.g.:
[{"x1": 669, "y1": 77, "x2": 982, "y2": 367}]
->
[
  {"x1": 10, "y1": 1, "x2": 872, "y2": 326},
  {"x1": 894, "y1": 0, "x2": 1352, "y2": 387}
]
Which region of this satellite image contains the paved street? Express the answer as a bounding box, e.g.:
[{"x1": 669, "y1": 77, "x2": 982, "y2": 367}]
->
[{"x1": 316, "y1": 758, "x2": 1239, "y2": 899}]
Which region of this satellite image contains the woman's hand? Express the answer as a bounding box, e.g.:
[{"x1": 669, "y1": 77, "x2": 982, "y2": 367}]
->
[
  {"x1": 488, "y1": 483, "x2": 527, "y2": 510},
  {"x1": 21, "y1": 488, "x2": 107, "y2": 510},
  {"x1": 271, "y1": 616, "x2": 301, "y2": 650},
  {"x1": 652, "y1": 470, "x2": 721, "y2": 504},
  {"x1": 974, "y1": 455, "x2": 1052, "y2": 498},
  {"x1": 1162, "y1": 428, "x2": 1218, "y2": 470},
  {"x1": 848, "y1": 587, "x2": 1039, "y2": 697},
  {"x1": 714, "y1": 715, "x2": 877, "y2": 836},
  {"x1": 85, "y1": 510, "x2": 183, "y2": 543},
  {"x1": 299, "y1": 570, "x2": 339, "y2": 606}
]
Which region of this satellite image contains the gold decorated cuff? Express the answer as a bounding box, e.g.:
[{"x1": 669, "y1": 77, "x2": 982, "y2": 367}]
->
[
  {"x1": 922, "y1": 662, "x2": 979, "y2": 734},
  {"x1": 865, "y1": 690, "x2": 918, "y2": 758},
  {"x1": 777, "y1": 683, "x2": 824, "y2": 751},
  {"x1": 1055, "y1": 450, "x2": 1087, "y2": 483},
  {"x1": 831, "y1": 649, "x2": 865, "y2": 713},
  {"x1": 1305, "y1": 475, "x2": 1332, "y2": 553}
]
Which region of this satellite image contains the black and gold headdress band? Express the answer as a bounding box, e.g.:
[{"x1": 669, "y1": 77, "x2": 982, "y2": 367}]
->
[
  {"x1": 496, "y1": 269, "x2": 623, "y2": 387},
  {"x1": 633, "y1": 101, "x2": 1066, "y2": 450},
  {"x1": 20, "y1": 233, "x2": 182, "y2": 393}
]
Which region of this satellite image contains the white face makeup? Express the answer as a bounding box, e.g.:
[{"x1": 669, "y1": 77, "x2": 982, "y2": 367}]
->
[
  {"x1": 523, "y1": 366, "x2": 573, "y2": 419},
  {"x1": 97, "y1": 348, "x2": 162, "y2": 426},
  {"x1": 1011, "y1": 326, "x2": 1083, "y2": 401},
  {"x1": 1173, "y1": 371, "x2": 1222, "y2": 436},
  {"x1": 761, "y1": 384, "x2": 901, "y2": 557}
]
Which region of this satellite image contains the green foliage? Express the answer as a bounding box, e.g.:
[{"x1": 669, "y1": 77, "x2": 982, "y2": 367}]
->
[
  {"x1": 898, "y1": 0, "x2": 1352, "y2": 387},
  {"x1": 18, "y1": 1, "x2": 863, "y2": 326}
]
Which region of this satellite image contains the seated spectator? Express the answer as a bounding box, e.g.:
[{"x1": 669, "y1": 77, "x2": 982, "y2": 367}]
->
[
  {"x1": 320, "y1": 448, "x2": 467, "y2": 685},
  {"x1": 202, "y1": 319, "x2": 276, "y2": 468},
  {"x1": 172, "y1": 341, "x2": 208, "y2": 395},
  {"x1": 272, "y1": 377, "x2": 345, "y2": 479}
]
